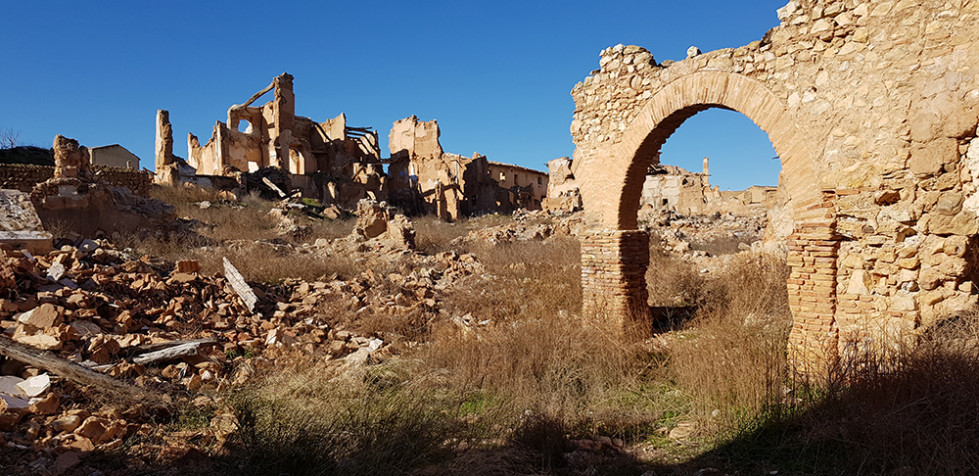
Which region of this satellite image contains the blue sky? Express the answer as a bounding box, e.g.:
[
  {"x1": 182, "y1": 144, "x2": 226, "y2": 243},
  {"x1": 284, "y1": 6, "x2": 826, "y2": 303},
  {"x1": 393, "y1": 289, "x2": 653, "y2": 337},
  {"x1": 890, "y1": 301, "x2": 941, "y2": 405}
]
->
[{"x1": 1, "y1": 0, "x2": 784, "y2": 190}]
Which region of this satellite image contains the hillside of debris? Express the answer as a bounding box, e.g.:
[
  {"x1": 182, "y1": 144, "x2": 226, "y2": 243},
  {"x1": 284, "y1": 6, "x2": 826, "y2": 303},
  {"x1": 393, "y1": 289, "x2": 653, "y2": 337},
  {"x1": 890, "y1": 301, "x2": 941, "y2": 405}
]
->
[{"x1": 3, "y1": 185, "x2": 979, "y2": 475}]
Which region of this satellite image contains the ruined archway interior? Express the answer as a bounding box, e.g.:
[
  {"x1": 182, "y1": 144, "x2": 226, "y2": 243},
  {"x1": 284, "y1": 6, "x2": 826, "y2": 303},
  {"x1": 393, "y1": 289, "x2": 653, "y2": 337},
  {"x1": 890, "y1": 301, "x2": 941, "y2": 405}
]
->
[{"x1": 628, "y1": 106, "x2": 791, "y2": 324}]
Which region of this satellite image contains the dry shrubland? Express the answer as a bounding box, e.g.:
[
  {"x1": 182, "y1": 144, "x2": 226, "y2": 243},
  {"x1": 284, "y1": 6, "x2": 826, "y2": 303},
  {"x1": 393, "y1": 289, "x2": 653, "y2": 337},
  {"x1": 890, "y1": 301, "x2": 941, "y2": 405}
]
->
[{"x1": 111, "y1": 187, "x2": 979, "y2": 474}]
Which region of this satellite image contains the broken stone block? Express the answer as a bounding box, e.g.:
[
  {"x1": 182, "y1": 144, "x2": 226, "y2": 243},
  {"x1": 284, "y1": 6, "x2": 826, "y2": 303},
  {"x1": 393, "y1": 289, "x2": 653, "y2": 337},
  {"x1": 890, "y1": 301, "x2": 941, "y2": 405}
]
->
[
  {"x1": 0, "y1": 189, "x2": 53, "y2": 254},
  {"x1": 74, "y1": 416, "x2": 108, "y2": 443},
  {"x1": 384, "y1": 214, "x2": 416, "y2": 250},
  {"x1": 16, "y1": 304, "x2": 62, "y2": 329},
  {"x1": 0, "y1": 394, "x2": 30, "y2": 416},
  {"x1": 29, "y1": 392, "x2": 59, "y2": 415},
  {"x1": 175, "y1": 260, "x2": 201, "y2": 274},
  {"x1": 354, "y1": 200, "x2": 392, "y2": 239},
  {"x1": 16, "y1": 374, "x2": 50, "y2": 398},
  {"x1": 51, "y1": 414, "x2": 84, "y2": 433},
  {"x1": 0, "y1": 376, "x2": 27, "y2": 398},
  {"x1": 12, "y1": 332, "x2": 63, "y2": 351}
]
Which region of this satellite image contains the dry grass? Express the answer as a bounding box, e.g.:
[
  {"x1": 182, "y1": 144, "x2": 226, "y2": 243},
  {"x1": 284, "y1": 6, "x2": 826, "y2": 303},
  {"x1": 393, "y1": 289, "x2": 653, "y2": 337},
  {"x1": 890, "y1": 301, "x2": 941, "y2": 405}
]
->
[
  {"x1": 109, "y1": 193, "x2": 979, "y2": 473},
  {"x1": 668, "y1": 251, "x2": 792, "y2": 433},
  {"x1": 645, "y1": 250, "x2": 707, "y2": 308},
  {"x1": 440, "y1": 236, "x2": 582, "y2": 322},
  {"x1": 116, "y1": 185, "x2": 361, "y2": 281}
]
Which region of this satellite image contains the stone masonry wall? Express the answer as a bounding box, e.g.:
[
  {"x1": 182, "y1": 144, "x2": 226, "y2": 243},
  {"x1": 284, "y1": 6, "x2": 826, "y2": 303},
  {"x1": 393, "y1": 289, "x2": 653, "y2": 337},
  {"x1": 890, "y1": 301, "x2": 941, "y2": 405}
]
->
[
  {"x1": 0, "y1": 164, "x2": 153, "y2": 197},
  {"x1": 570, "y1": 0, "x2": 979, "y2": 368}
]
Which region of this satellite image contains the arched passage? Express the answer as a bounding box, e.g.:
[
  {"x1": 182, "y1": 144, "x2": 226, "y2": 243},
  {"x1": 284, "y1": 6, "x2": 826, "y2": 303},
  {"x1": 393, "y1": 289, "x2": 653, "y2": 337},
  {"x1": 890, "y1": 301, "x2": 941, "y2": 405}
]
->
[{"x1": 577, "y1": 71, "x2": 839, "y2": 369}]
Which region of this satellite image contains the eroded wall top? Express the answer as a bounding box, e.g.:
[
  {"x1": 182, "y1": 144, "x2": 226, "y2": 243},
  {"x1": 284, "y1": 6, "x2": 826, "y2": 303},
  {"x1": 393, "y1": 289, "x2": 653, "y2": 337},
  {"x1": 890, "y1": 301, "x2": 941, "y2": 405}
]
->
[{"x1": 571, "y1": 0, "x2": 979, "y2": 194}]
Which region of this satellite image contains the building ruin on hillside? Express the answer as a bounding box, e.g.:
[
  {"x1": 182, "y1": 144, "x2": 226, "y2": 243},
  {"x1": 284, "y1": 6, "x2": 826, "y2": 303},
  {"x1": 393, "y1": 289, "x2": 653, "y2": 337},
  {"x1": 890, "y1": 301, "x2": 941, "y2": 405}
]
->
[
  {"x1": 155, "y1": 74, "x2": 548, "y2": 219},
  {"x1": 387, "y1": 116, "x2": 548, "y2": 220}
]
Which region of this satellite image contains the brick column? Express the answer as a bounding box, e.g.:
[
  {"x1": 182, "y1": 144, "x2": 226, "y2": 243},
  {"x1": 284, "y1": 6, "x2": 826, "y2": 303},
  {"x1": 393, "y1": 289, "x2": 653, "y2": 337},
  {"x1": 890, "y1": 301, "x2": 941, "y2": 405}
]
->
[
  {"x1": 785, "y1": 192, "x2": 841, "y2": 375},
  {"x1": 580, "y1": 229, "x2": 651, "y2": 331}
]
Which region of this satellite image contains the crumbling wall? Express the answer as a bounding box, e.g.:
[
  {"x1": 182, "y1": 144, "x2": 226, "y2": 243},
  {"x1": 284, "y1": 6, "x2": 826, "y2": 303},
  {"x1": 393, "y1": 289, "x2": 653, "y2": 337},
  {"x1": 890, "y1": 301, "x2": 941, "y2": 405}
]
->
[
  {"x1": 173, "y1": 73, "x2": 385, "y2": 205},
  {"x1": 543, "y1": 157, "x2": 582, "y2": 214},
  {"x1": 570, "y1": 0, "x2": 979, "y2": 369},
  {"x1": 0, "y1": 164, "x2": 57, "y2": 192},
  {"x1": 487, "y1": 162, "x2": 548, "y2": 210},
  {"x1": 0, "y1": 165, "x2": 151, "y2": 196},
  {"x1": 388, "y1": 115, "x2": 501, "y2": 220}
]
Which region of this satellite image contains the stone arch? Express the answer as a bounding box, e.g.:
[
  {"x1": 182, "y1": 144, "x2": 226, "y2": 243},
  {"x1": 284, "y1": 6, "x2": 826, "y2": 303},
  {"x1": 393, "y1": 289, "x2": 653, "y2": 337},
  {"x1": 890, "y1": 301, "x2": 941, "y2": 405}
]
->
[
  {"x1": 577, "y1": 71, "x2": 838, "y2": 369},
  {"x1": 578, "y1": 71, "x2": 820, "y2": 230}
]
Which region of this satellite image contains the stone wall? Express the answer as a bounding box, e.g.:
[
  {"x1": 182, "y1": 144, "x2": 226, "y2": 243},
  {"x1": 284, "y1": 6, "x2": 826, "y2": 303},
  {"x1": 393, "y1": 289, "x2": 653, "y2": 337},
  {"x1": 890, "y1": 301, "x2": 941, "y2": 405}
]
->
[
  {"x1": 387, "y1": 115, "x2": 535, "y2": 220},
  {"x1": 0, "y1": 164, "x2": 55, "y2": 192},
  {"x1": 569, "y1": 0, "x2": 979, "y2": 369},
  {"x1": 0, "y1": 164, "x2": 152, "y2": 197}
]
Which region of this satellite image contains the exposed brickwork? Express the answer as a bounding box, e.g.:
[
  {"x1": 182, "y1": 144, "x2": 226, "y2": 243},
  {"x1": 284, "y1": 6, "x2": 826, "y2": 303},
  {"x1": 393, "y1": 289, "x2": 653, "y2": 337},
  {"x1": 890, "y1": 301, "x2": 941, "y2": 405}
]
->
[
  {"x1": 580, "y1": 230, "x2": 650, "y2": 330},
  {"x1": 786, "y1": 192, "x2": 841, "y2": 372}
]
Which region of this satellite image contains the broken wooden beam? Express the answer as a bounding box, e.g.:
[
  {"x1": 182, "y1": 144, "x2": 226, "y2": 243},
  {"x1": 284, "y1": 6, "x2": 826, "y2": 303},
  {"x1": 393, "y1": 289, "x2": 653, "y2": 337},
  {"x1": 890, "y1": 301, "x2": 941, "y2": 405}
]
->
[
  {"x1": 223, "y1": 257, "x2": 258, "y2": 313},
  {"x1": 131, "y1": 338, "x2": 217, "y2": 365},
  {"x1": 0, "y1": 336, "x2": 170, "y2": 408}
]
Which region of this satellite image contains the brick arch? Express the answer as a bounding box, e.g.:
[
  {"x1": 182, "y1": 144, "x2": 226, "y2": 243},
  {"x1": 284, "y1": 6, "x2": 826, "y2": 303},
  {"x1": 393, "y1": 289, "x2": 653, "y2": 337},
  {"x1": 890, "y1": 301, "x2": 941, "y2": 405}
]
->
[
  {"x1": 577, "y1": 71, "x2": 838, "y2": 369},
  {"x1": 577, "y1": 71, "x2": 820, "y2": 230}
]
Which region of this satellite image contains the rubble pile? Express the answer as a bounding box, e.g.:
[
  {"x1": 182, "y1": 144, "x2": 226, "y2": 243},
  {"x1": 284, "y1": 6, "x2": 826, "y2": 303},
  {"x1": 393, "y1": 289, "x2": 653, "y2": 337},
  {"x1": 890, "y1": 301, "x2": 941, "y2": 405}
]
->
[
  {"x1": 453, "y1": 210, "x2": 584, "y2": 246},
  {"x1": 0, "y1": 230, "x2": 484, "y2": 471},
  {"x1": 642, "y1": 210, "x2": 769, "y2": 255}
]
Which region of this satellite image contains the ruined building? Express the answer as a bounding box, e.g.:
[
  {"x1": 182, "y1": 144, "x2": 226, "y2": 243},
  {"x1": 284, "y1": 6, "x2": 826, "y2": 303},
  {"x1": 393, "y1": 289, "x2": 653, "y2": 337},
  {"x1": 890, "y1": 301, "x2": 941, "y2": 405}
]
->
[
  {"x1": 387, "y1": 115, "x2": 536, "y2": 220},
  {"x1": 156, "y1": 73, "x2": 387, "y2": 207},
  {"x1": 487, "y1": 161, "x2": 548, "y2": 210},
  {"x1": 156, "y1": 75, "x2": 548, "y2": 218},
  {"x1": 570, "y1": 0, "x2": 979, "y2": 372},
  {"x1": 544, "y1": 155, "x2": 778, "y2": 219},
  {"x1": 639, "y1": 158, "x2": 779, "y2": 218}
]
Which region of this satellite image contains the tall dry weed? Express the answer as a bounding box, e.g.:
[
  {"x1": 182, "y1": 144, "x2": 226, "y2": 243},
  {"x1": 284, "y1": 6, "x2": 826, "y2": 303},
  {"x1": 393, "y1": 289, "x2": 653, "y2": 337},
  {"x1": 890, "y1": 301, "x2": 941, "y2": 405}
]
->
[{"x1": 668, "y1": 251, "x2": 791, "y2": 433}]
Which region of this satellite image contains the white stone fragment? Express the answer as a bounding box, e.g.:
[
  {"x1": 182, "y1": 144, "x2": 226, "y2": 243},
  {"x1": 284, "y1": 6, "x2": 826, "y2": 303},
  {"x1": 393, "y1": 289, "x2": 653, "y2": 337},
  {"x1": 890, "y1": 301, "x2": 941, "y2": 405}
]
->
[{"x1": 16, "y1": 374, "x2": 50, "y2": 398}]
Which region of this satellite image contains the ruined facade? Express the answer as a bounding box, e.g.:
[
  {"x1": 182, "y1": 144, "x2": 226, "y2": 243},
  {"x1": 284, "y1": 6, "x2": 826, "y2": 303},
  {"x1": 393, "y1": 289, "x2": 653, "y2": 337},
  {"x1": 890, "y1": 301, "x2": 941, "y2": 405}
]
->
[
  {"x1": 487, "y1": 162, "x2": 548, "y2": 210},
  {"x1": 186, "y1": 74, "x2": 380, "y2": 177},
  {"x1": 158, "y1": 74, "x2": 387, "y2": 206},
  {"x1": 156, "y1": 75, "x2": 550, "y2": 218},
  {"x1": 387, "y1": 115, "x2": 537, "y2": 220},
  {"x1": 639, "y1": 160, "x2": 779, "y2": 218},
  {"x1": 572, "y1": 0, "x2": 979, "y2": 370}
]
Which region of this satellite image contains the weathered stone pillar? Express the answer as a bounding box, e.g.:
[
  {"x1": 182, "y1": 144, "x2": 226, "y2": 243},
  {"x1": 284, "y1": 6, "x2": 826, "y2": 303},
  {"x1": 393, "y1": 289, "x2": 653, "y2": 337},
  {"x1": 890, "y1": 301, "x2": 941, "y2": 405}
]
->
[
  {"x1": 271, "y1": 73, "x2": 295, "y2": 169},
  {"x1": 155, "y1": 110, "x2": 176, "y2": 185},
  {"x1": 52, "y1": 135, "x2": 90, "y2": 181},
  {"x1": 580, "y1": 229, "x2": 651, "y2": 331}
]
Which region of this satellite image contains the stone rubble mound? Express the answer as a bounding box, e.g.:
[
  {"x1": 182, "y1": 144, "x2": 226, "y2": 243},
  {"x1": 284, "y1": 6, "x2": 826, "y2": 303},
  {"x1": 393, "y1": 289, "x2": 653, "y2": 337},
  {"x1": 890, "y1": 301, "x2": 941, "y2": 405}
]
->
[{"x1": 0, "y1": 234, "x2": 483, "y2": 470}]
